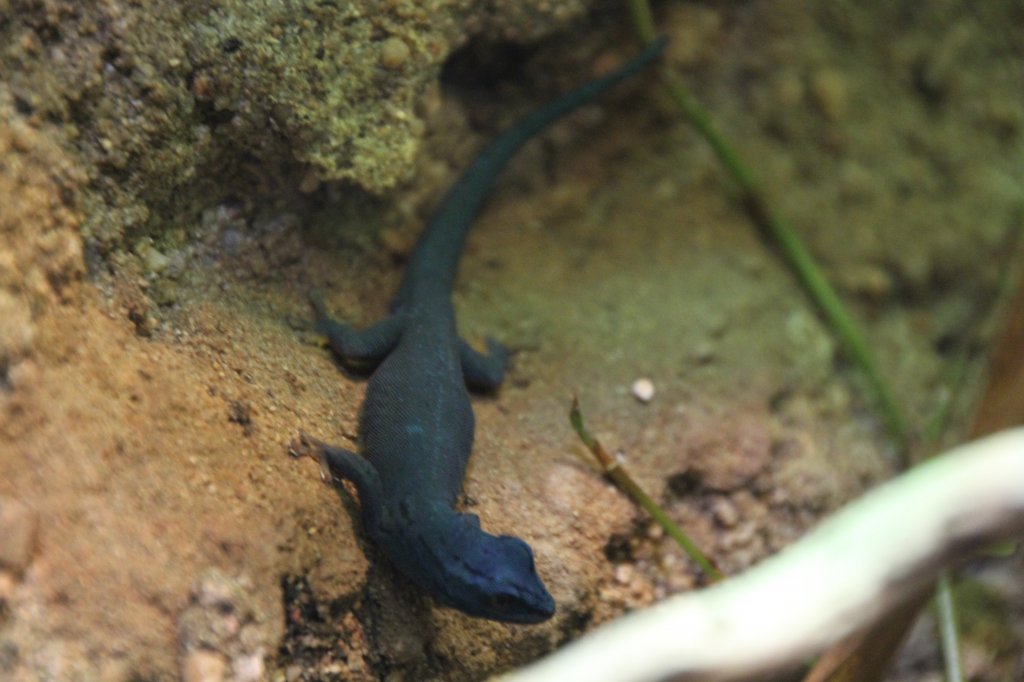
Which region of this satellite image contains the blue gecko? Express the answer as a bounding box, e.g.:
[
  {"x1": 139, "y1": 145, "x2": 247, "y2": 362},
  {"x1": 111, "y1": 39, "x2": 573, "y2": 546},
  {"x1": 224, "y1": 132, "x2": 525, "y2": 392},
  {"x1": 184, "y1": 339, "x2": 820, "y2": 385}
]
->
[{"x1": 306, "y1": 38, "x2": 666, "y2": 623}]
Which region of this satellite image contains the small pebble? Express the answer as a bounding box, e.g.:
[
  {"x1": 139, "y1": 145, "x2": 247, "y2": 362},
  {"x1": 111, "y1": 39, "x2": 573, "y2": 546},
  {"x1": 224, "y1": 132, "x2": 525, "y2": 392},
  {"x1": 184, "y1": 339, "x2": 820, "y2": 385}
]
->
[
  {"x1": 0, "y1": 571, "x2": 15, "y2": 602},
  {"x1": 378, "y1": 226, "x2": 414, "y2": 259},
  {"x1": 232, "y1": 652, "x2": 265, "y2": 682},
  {"x1": 193, "y1": 572, "x2": 236, "y2": 609},
  {"x1": 0, "y1": 496, "x2": 38, "y2": 575},
  {"x1": 690, "y1": 340, "x2": 715, "y2": 365},
  {"x1": 182, "y1": 649, "x2": 227, "y2": 682},
  {"x1": 151, "y1": 279, "x2": 179, "y2": 307},
  {"x1": 614, "y1": 563, "x2": 634, "y2": 585},
  {"x1": 141, "y1": 244, "x2": 171, "y2": 275},
  {"x1": 0, "y1": 291, "x2": 35, "y2": 359},
  {"x1": 631, "y1": 377, "x2": 655, "y2": 403},
  {"x1": 298, "y1": 171, "x2": 321, "y2": 194},
  {"x1": 838, "y1": 264, "x2": 893, "y2": 300},
  {"x1": 380, "y1": 37, "x2": 410, "y2": 70},
  {"x1": 710, "y1": 496, "x2": 739, "y2": 528},
  {"x1": 810, "y1": 68, "x2": 848, "y2": 121}
]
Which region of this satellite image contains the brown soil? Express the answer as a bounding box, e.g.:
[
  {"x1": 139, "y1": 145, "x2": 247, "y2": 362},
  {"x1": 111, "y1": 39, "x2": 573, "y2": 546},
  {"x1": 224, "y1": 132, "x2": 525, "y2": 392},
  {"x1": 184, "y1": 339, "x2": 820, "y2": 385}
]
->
[{"x1": 2, "y1": 2, "x2": 1022, "y2": 680}]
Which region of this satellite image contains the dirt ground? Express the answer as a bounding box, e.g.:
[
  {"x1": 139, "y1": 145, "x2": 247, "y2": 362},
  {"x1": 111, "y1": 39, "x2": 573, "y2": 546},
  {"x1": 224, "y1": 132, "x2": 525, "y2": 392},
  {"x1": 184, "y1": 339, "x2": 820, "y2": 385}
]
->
[{"x1": 2, "y1": 2, "x2": 1023, "y2": 681}]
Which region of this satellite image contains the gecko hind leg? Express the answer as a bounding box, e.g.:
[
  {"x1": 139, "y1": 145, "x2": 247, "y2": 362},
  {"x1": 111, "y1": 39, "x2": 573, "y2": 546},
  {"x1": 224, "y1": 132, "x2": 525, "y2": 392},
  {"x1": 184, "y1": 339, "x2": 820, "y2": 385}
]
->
[
  {"x1": 301, "y1": 433, "x2": 384, "y2": 532},
  {"x1": 309, "y1": 289, "x2": 404, "y2": 370},
  {"x1": 459, "y1": 337, "x2": 508, "y2": 391}
]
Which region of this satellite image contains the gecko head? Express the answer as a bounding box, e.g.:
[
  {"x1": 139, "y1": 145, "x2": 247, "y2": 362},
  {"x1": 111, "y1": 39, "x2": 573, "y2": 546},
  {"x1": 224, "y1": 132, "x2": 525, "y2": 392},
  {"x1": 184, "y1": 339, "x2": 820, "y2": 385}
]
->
[{"x1": 430, "y1": 514, "x2": 556, "y2": 624}]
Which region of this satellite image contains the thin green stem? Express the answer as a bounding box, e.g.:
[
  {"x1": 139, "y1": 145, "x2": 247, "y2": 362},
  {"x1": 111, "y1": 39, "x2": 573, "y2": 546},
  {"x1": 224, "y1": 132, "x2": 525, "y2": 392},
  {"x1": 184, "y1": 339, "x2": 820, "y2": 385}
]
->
[
  {"x1": 935, "y1": 573, "x2": 964, "y2": 682},
  {"x1": 622, "y1": 0, "x2": 908, "y2": 451},
  {"x1": 618, "y1": 0, "x2": 960, "y2": 676},
  {"x1": 571, "y1": 398, "x2": 723, "y2": 582},
  {"x1": 761, "y1": 209, "x2": 908, "y2": 447},
  {"x1": 625, "y1": 0, "x2": 657, "y2": 44}
]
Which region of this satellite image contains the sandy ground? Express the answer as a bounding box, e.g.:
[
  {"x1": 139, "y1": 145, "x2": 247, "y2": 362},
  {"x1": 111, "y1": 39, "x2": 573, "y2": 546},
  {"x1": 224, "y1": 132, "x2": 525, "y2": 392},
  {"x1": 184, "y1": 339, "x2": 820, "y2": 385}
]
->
[{"x1": 2, "y1": 2, "x2": 1023, "y2": 680}]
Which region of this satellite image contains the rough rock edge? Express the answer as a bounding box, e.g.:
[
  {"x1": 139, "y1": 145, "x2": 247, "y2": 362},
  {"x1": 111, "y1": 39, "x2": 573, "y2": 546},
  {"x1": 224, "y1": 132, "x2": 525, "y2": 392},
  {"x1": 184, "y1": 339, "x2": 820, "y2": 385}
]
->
[{"x1": 0, "y1": 0, "x2": 595, "y2": 251}]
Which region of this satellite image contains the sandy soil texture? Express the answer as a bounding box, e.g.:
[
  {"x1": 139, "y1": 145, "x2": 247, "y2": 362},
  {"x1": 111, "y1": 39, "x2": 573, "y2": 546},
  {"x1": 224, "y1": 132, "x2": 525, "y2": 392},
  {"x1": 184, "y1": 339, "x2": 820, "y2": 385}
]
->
[{"x1": 2, "y1": 1, "x2": 1022, "y2": 680}]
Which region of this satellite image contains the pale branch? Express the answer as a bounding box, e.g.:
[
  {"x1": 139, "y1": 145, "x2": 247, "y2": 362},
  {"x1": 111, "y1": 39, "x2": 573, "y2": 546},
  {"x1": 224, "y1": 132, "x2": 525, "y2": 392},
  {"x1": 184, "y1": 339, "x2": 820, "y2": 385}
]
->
[{"x1": 497, "y1": 428, "x2": 1024, "y2": 682}]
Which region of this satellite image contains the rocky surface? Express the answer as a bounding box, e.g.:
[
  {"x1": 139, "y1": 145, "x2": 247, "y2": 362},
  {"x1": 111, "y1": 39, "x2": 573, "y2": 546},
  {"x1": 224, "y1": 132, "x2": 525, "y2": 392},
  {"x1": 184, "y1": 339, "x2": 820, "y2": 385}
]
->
[{"x1": 1, "y1": 0, "x2": 1022, "y2": 679}]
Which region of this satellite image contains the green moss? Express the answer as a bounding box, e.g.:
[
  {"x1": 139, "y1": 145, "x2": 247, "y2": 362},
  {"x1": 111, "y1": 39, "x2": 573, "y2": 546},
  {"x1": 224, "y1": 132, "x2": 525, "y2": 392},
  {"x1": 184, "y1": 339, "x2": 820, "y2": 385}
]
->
[{"x1": 0, "y1": 0, "x2": 591, "y2": 250}]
